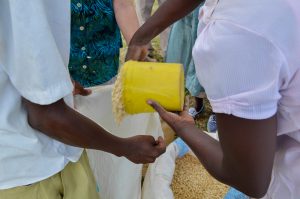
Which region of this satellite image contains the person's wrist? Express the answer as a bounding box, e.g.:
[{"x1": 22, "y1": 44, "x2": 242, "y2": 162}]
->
[
  {"x1": 114, "y1": 137, "x2": 131, "y2": 157},
  {"x1": 113, "y1": 138, "x2": 127, "y2": 157},
  {"x1": 129, "y1": 37, "x2": 147, "y2": 46},
  {"x1": 129, "y1": 30, "x2": 150, "y2": 46},
  {"x1": 174, "y1": 121, "x2": 195, "y2": 137}
]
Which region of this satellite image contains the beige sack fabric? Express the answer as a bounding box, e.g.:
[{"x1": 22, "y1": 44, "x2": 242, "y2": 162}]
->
[{"x1": 74, "y1": 85, "x2": 164, "y2": 199}]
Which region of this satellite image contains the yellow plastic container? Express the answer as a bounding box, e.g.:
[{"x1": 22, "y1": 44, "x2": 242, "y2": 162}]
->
[{"x1": 121, "y1": 61, "x2": 185, "y2": 114}]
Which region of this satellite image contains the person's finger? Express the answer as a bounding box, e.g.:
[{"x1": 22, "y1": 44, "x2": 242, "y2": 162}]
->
[
  {"x1": 125, "y1": 47, "x2": 140, "y2": 61},
  {"x1": 144, "y1": 135, "x2": 156, "y2": 145},
  {"x1": 179, "y1": 99, "x2": 192, "y2": 117},
  {"x1": 79, "y1": 88, "x2": 92, "y2": 96},
  {"x1": 155, "y1": 137, "x2": 166, "y2": 156},
  {"x1": 139, "y1": 48, "x2": 148, "y2": 61},
  {"x1": 125, "y1": 50, "x2": 133, "y2": 61},
  {"x1": 73, "y1": 81, "x2": 91, "y2": 96},
  {"x1": 125, "y1": 47, "x2": 134, "y2": 61},
  {"x1": 147, "y1": 100, "x2": 168, "y2": 117},
  {"x1": 73, "y1": 87, "x2": 92, "y2": 96},
  {"x1": 179, "y1": 110, "x2": 191, "y2": 117},
  {"x1": 155, "y1": 136, "x2": 164, "y2": 145},
  {"x1": 73, "y1": 88, "x2": 82, "y2": 95},
  {"x1": 139, "y1": 135, "x2": 157, "y2": 149},
  {"x1": 183, "y1": 101, "x2": 189, "y2": 112}
]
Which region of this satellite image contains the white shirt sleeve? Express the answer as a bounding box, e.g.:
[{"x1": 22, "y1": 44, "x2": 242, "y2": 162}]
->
[
  {"x1": 193, "y1": 20, "x2": 287, "y2": 120},
  {"x1": 0, "y1": 0, "x2": 73, "y2": 105}
]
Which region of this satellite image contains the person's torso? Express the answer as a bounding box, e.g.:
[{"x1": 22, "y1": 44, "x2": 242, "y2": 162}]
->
[{"x1": 69, "y1": 0, "x2": 122, "y2": 87}]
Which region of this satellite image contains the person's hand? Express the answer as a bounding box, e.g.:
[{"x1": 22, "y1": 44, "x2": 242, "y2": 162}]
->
[
  {"x1": 147, "y1": 100, "x2": 195, "y2": 135},
  {"x1": 123, "y1": 135, "x2": 166, "y2": 164},
  {"x1": 125, "y1": 43, "x2": 149, "y2": 61},
  {"x1": 72, "y1": 80, "x2": 92, "y2": 96}
]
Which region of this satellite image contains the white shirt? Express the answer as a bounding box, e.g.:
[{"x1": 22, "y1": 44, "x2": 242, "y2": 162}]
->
[
  {"x1": 0, "y1": 0, "x2": 82, "y2": 189},
  {"x1": 193, "y1": 0, "x2": 300, "y2": 198}
]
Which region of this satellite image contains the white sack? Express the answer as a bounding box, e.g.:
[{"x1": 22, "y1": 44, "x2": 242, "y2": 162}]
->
[
  {"x1": 142, "y1": 133, "x2": 218, "y2": 199},
  {"x1": 74, "y1": 85, "x2": 164, "y2": 199}
]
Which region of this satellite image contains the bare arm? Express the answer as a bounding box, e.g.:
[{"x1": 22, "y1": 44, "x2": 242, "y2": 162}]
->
[
  {"x1": 126, "y1": 0, "x2": 204, "y2": 60},
  {"x1": 149, "y1": 100, "x2": 277, "y2": 198},
  {"x1": 114, "y1": 0, "x2": 140, "y2": 44},
  {"x1": 132, "y1": 0, "x2": 202, "y2": 44},
  {"x1": 23, "y1": 98, "x2": 166, "y2": 164}
]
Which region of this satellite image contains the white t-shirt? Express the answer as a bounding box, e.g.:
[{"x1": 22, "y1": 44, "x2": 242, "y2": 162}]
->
[
  {"x1": 0, "y1": 0, "x2": 82, "y2": 189},
  {"x1": 193, "y1": 0, "x2": 300, "y2": 198}
]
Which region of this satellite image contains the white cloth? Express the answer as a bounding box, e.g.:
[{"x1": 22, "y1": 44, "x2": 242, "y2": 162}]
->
[
  {"x1": 193, "y1": 0, "x2": 300, "y2": 198},
  {"x1": 0, "y1": 0, "x2": 82, "y2": 189},
  {"x1": 74, "y1": 85, "x2": 164, "y2": 199}
]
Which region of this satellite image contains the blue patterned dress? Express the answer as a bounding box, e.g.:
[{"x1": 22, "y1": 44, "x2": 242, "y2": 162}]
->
[{"x1": 69, "y1": 0, "x2": 122, "y2": 87}]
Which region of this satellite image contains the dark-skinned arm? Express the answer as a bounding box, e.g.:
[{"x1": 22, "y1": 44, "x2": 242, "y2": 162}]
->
[
  {"x1": 149, "y1": 100, "x2": 277, "y2": 198},
  {"x1": 23, "y1": 98, "x2": 166, "y2": 164},
  {"x1": 126, "y1": 0, "x2": 204, "y2": 61}
]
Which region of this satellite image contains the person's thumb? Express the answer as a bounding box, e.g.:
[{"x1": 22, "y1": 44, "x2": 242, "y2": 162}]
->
[{"x1": 155, "y1": 136, "x2": 166, "y2": 155}]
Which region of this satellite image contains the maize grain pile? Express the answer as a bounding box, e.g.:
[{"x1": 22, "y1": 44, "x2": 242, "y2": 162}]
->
[
  {"x1": 112, "y1": 73, "x2": 126, "y2": 124},
  {"x1": 171, "y1": 154, "x2": 229, "y2": 199}
]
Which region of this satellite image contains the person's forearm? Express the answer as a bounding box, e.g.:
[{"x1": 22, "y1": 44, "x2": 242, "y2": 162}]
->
[
  {"x1": 176, "y1": 125, "x2": 228, "y2": 182},
  {"x1": 114, "y1": 0, "x2": 140, "y2": 44},
  {"x1": 149, "y1": 100, "x2": 274, "y2": 197},
  {"x1": 177, "y1": 124, "x2": 270, "y2": 197},
  {"x1": 130, "y1": 0, "x2": 204, "y2": 45},
  {"x1": 24, "y1": 99, "x2": 126, "y2": 157}
]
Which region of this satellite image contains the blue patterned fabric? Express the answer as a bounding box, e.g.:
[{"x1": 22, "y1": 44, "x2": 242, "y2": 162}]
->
[{"x1": 69, "y1": 0, "x2": 122, "y2": 87}]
